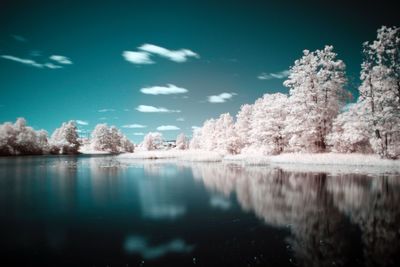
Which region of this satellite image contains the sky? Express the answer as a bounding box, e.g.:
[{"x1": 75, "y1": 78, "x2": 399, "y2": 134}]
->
[{"x1": 0, "y1": 0, "x2": 398, "y2": 142}]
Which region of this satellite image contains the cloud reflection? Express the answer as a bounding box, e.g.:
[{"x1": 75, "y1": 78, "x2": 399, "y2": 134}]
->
[{"x1": 124, "y1": 236, "x2": 194, "y2": 259}]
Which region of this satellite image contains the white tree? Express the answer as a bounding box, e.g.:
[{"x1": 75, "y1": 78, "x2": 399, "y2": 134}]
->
[
  {"x1": 198, "y1": 118, "x2": 217, "y2": 151},
  {"x1": 215, "y1": 113, "x2": 241, "y2": 154},
  {"x1": 91, "y1": 124, "x2": 134, "y2": 153},
  {"x1": 50, "y1": 121, "x2": 80, "y2": 154},
  {"x1": 249, "y1": 93, "x2": 289, "y2": 155},
  {"x1": 175, "y1": 133, "x2": 188, "y2": 150},
  {"x1": 327, "y1": 103, "x2": 372, "y2": 153},
  {"x1": 0, "y1": 118, "x2": 50, "y2": 155},
  {"x1": 189, "y1": 128, "x2": 202, "y2": 149},
  {"x1": 284, "y1": 45, "x2": 347, "y2": 152},
  {"x1": 140, "y1": 132, "x2": 164, "y2": 151},
  {"x1": 358, "y1": 26, "x2": 400, "y2": 159},
  {"x1": 235, "y1": 104, "x2": 253, "y2": 150}
]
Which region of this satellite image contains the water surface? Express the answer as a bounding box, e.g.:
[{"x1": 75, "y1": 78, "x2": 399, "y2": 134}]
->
[{"x1": 0, "y1": 156, "x2": 399, "y2": 266}]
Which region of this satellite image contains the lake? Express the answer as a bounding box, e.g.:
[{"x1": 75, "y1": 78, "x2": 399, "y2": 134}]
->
[{"x1": 0, "y1": 156, "x2": 399, "y2": 267}]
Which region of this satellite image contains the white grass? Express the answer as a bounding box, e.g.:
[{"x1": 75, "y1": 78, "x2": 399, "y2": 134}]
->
[
  {"x1": 117, "y1": 149, "x2": 224, "y2": 162},
  {"x1": 92, "y1": 149, "x2": 400, "y2": 174},
  {"x1": 79, "y1": 145, "x2": 111, "y2": 155},
  {"x1": 226, "y1": 152, "x2": 400, "y2": 174}
]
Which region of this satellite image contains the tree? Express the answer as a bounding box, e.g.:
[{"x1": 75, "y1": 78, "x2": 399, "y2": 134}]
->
[
  {"x1": 284, "y1": 45, "x2": 347, "y2": 152},
  {"x1": 214, "y1": 113, "x2": 240, "y2": 154},
  {"x1": 358, "y1": 26, "x2": 400, "y2": 159},
  {"x1": 175, "y1": 133, "x2": 188, "y2": 150},
  {"x1": 50, "y1": 121, "x2": 81, "y2": 154},
  {"x1": 91, "y1": 123, "x2": 134, "y2": 153},
  {"x1": 235, "y1": 104, "x2": 253, "y2": 150},
  {"x1": 327, "y1": 103, "x2": 372, "y2": 153},
  {"x1": 140, "y1": 132, "x2": 164, "y2": 151},
  {"x1": 249, "y1": 93, "x2": 289, "y2": 155},
  {"x1": 189, "y1": 128, "x2": 202, "y2": 149},
  {"x1": 0, "y1": 118, "x2": 50, "y2": 155}
]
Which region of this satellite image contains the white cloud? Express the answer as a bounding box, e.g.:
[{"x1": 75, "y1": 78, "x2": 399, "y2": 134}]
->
[
  {"x1": 1, "y1": 55, "x2": 43, "y2": 68},
  {"x1": 176, "y1": 117, "x2": 185, "y2": 122},
  {"x1": 1, "y1": 54, "x2": 71, "y2": 69},
  {"x1": 75, "y1": 120, "x2": 89, "y2": 125},
  {"x1": 124, "y1": 236, "x2": 193, "y2": 259},
  {"x1": 191, "y1": 126, "x2": 200, "y2": 130},
  {"x1": 122, "y1": 51, "x2": 154, "y2": 64},
  {"x1": 50, "y1": 55, "x2": 73, "y2": 65},
  {"x1": 140, "y1": 84, "x2": 188, "y2": 95},
  {"x1": 44, "y1": 62, "x2": 63, "y2": 69},
  {"x1": 133, "y1": 132, "x2": 145, "y2": 136},
  {"x1": 139, "y1": 44, "x2": 199, "y2": 63},
  {"x1": 156, "y1": 125, "x2": 180, "y2": 131},
  {"x1": 98, "y1": 108, "x2": 115, "y2": 112},
  {"x1": 208, "y1": 92, "x2": 236, "y2": 103},
  {"x1": 210, "y1": 196, "x2": 231, "y2": 210},
  {"x1": 258, "y1": 70, "x2": 290, "y2": 80},
  {"x1": 136, "y1": 105, "x2": 180, "y2": 113},
  {"x1": 122, "y1": 124, "x2": 147, "y2": 128}
]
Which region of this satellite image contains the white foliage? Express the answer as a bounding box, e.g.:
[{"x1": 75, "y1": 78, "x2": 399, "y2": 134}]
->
[
  {"x1": 249, "y1": 93, "x2": 289, "y2": 155},
  {"x1": 175, "y1": 133, "x2": 188, "y2": 150},
  {"x1": 0, "y1": 118, "x2": 50, "y2": 155},
  {"x1": 358, "y1": 26, "x2": 400, "y2": 159},
  {"x1": 91, "y1": 123, "x2": 134, "y2": 153},
  {"x1": 284, "y1": 45, "x2": 347, "y2": 152},
  {"x1": 140, "y1": 132, "x2": 164, "y2": 151},
  {"x1": 327, "y1": 103, "x2": 372, "y2": 153},
  {"x1": 50, "y1": 120, "x2": 80, "y2": 154}
]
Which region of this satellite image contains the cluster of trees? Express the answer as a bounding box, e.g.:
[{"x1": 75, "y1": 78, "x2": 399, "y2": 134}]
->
[
  {"x1": 191, "y1": 26, "x2": 400, "y2": 159},
  {"x1": 0, "y1": 119, "x2": 134, "y2": 156},
  {"x1": 138, "y1": 132, "x2": 188, "y2": 151},
  {"x1": 91, "y1": 124, "x2": 134, "y2": 153}
]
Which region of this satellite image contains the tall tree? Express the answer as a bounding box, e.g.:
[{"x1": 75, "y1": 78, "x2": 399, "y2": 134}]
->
[
  {"x1": 250, "y1": 93, "x2": 289, "y2": 155},
  {"x1": 358, "y1": 26, "x2": 400, "y2": 158},
  {"x1": 284, "y1": 45, "x2": 347, "y2": 152}
]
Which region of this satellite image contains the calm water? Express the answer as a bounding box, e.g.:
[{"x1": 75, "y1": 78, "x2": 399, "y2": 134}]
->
[{"x1": 0, "y1": 156, "x2": 399, "y2": 267}]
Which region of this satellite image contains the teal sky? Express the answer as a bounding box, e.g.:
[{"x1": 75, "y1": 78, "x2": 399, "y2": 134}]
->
[{"x1": 0, "y1": 0, "x2": 398, "y2": 142}]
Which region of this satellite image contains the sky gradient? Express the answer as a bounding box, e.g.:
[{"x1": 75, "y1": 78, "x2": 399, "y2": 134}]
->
[{"x1": 0, "y1": 0, "x2": 398, "y2": 142}]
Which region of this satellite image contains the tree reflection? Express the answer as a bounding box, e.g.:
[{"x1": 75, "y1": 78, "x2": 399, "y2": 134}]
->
[{"x1": 188, "y1": 163, "x2": 400, "y2": 267}]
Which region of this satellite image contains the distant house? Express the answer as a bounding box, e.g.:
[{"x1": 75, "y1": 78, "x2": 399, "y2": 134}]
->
[{"x1": 162, "y1": 140, "x2": 176, "y2": 149}]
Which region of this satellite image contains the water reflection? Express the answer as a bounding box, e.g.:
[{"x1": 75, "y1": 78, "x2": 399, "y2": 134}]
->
[
  {"x1": 187, "y1": 162, "x2": 400, "y2": 267},
  {"x1": 0, "y1": 156, "x2": 399, "y2": 266}
]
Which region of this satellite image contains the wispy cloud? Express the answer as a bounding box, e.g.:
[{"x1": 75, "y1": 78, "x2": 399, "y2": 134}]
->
[
  {"x1": 138, "y1": 44, "x2": 199, "y2": 63},
  {"x1": 44, "y1": 62, "x2": 63, "y2": 69},
  {"x1": 140, "y1": 84, "x2": 188, "y2": 95},
  {"x1": 50, "y1": 55, "x2": 73, "y2": 65},
  {"x1": 208, "y1": 92, "x2": 236, "y2": 103},
  {"x1": 98, "y1": 108, "x2": 115, "y2": 112},
  {"x1": 176, "y1": 117, "x2": 185, "y2": 122},
  {"x1": 1, "y1": 54, "x2": 72, "y2": 69},
  {"x1": 136, "y1": 105, "x2": 180, "y2": 113},
  {"x1": 258, "y1": 70, "x2": 290, "y2": 80},
  {"x1": 99, "y1": 117, "x2": 107, "y2": 120},
  {"x1": 75, "y1": 120, "x2": 89, "y2": 125},
  {"x1": 122, "y1": 124, "x2": 147, "y2": 128},
  {"x1": 133, "y1": 132, "x2": 145, "y2": 136},
  {"x1": 1, "y1": 55, "x2": 43, "y2": 68},
  {"x1": 122, "y1": 51, "x2": 154, "y2": 64},
  {"x1": 157, "y1": 125, "x2": 180, "y2": 131}
]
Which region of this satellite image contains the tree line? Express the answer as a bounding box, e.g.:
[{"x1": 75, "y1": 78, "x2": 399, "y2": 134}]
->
[{"x1": 190, "y1": 26, "x2": 400, "y2": 159}]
